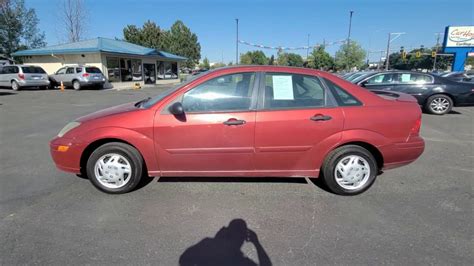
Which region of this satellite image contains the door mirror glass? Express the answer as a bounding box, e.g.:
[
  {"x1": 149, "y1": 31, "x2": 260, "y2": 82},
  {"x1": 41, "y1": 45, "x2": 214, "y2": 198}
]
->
[{"x1": 169, "y1": 102, "x2": 184, "y2": 115}]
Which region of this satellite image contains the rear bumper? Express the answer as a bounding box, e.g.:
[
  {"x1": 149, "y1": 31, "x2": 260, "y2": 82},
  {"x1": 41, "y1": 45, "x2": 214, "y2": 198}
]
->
[
  {"x1": 80, "y1": 80, "x2": 105, "y2": 86},
  {"x1": 380, "y1": 136, "x2": 425, "y2": 170},
  {"x1": 49, "y1": 137, "x2": 85, "y2": 174},
  {"x1": 19, "y1": 79, "x2": 50, "y2": 87}
]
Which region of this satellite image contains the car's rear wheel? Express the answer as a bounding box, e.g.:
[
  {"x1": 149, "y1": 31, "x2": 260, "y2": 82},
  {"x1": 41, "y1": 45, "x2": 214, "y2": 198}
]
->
[
  {"x1": 321, "y1": 145, "x2": 378, "y2": 195},
  {"x1": 425, "y1": 94, "x2": 453, "y2": 115},
  {"x1": 11, "y1": 81, "x2": 19, "y2": 91},
  {"x1": 72, "y1": 80, "x2": 81, "y2": 90},
  {"x1": 86, "y1": 142, "x2": 143, "y2": 194}
]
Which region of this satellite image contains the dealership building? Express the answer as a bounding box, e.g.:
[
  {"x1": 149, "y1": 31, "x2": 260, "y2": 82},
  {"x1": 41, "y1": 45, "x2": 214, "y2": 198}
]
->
[{"x1": 12, "y1": 37, "x2": 187, "y2": 85}]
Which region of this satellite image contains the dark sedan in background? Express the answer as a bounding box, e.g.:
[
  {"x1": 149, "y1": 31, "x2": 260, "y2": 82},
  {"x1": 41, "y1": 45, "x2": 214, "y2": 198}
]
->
[{"x1": 353, "y1": 71, "x2": 474, "y2": 115}]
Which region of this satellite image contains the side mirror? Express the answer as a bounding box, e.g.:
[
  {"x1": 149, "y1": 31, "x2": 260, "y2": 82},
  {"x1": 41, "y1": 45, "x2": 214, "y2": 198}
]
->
[{"x1": 169, "y1": 102, "x2": 184, "y2": 115}]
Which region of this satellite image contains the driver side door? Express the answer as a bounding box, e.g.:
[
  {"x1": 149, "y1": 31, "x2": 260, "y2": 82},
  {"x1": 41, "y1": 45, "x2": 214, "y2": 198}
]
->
[{"x1": 154, "y1": 72, "x2": 259, "y2": 176}]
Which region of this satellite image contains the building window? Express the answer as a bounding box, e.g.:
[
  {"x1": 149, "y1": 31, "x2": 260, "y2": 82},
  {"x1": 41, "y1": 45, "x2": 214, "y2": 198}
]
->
[
  {"x1": 106, "y1": 57, "x2": 120, "y2": 82},
  {"x1": 157, "y1": 61, "x2": 178, "y2": 80}
]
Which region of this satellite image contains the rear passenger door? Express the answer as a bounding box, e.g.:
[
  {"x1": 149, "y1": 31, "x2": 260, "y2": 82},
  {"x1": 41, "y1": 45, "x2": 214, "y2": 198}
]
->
[
  {"x1": 254, "y1": 72, "x2": 344, "y2": 176},
  {"x1": 389, "y1": 72, "x2": 435, "y2": 95}
]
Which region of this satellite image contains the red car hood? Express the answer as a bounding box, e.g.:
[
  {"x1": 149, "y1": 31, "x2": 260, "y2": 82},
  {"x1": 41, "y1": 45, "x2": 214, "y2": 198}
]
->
[{"x1": 76, "y1": 102, "x2": 138, "y2": 122}]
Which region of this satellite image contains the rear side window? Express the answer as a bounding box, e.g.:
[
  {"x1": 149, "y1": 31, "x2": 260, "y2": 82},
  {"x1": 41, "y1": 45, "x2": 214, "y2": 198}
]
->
[
  {"x1": 263, "y1": 73, "x2": 328, "y2": 109},
  {"x1": 3, "y1": 66, "x2": 19, "y2": 74},
  {"x1": 21, "y1": 66, "x2": 46, "y2": 74},
  {"x1": 76, "y1": 68, "x2": 82, "y2": 73},
  {"x1": 86, "y1": 67, "x2": 102, "y2": 74},
  {"x1": 324, "y1": 78, "x2": 362, "y2": 106},
  {"x1": 66, "y1": 68, "x2": 75, "y2": 74},
  {"x1": 397, "y1": 73, "x2": 433, "y2": 84}
]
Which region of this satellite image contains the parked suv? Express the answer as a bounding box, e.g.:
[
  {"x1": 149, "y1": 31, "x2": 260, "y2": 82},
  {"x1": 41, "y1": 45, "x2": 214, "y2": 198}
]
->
[
  {"x1": 49, "y1": 65, "x2": 106, "y2": 90},
  {"x1": 0, "y1": 65, "x2": 50, "y2": 91}
]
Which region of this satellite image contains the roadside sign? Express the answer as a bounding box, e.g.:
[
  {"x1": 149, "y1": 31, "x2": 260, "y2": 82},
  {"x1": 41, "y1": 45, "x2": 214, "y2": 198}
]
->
[
  {"x1": 431, "y1": 51, "x2": 436, "y2": 57},
  {"x1": 416, "y1": 51, "x2": 421, "y2": 58}
]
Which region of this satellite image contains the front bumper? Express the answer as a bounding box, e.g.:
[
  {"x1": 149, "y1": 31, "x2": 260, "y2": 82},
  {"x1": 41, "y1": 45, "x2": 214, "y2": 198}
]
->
[
  {"x1": 49, "y1": 136, "x2": 85, "y2": 174},
  {"x1": 380, "y1": 135, "x2": 425, "y2": 170}
]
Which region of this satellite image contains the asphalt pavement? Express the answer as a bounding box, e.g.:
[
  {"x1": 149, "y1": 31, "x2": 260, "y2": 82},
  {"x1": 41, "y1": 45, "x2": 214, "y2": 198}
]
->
[{"x1": 0, "y1": 86, "x2": 472, "y2": 265}]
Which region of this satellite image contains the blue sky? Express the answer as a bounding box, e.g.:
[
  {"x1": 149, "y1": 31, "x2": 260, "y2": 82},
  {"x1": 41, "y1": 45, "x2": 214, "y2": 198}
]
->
[{"x1": 28, "y1": 0, "x2": 473, "y2": 62}]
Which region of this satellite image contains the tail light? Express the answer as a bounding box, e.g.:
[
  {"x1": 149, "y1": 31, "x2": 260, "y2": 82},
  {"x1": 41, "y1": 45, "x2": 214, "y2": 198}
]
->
[
  {"x1": 18, "y1": 73, "x2": 25, "y2": 80},
  {"x1": 411, "y1": 116, "x2": 422, "y2": 135},
  {"x1": 82, "y1": 73, "x2": 90, "y2": 78}
]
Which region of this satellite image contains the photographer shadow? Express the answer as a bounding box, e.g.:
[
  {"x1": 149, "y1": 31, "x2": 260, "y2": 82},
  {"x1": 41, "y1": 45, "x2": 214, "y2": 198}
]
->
[{"x1": 179, "y1": 219, "x2": 272, "y2": 266}]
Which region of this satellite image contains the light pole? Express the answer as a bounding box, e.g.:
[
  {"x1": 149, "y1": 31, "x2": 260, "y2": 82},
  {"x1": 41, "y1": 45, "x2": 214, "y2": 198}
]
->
[
  {"x1": 306, "y1": 34, "x2": 310, "y2": 59},
  {"x1": 433, "y1": 32, "x2": 442, "y2": 71},
  {"x1": 235, "y1": 18, "x2": 239, "y2": 65},
  {"x1": 347, "y1": 11, "x2": 354, "y2": 45},
  {"x1": 385, "y1": 32, "x2": 405, "y2": 70}
]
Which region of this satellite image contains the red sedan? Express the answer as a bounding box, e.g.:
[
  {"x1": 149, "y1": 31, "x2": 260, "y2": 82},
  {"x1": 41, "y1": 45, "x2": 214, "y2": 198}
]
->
[{"x1": 50, "y1": 66, "x2": 424, "y2": 195}]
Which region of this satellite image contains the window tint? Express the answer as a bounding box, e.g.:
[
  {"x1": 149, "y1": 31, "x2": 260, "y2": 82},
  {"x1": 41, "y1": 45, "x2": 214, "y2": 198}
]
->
[
  {"x1": 0, "y1": 68, "x2": 4, "y2": 74},
  {"x1": 86, "y1": 67, "x2": 102, "y2": 74},
  {"x1": 76, "y1": 68, "x2": 82, "y2": 73},
  {"x1": 264, "y1": 73, "x2": 327, "y2": 109},
  {"x1": 365, "y1": 73, "x2": 396, "y2": 84},
  {"x1": 397, "y1": 73, "x2": 433, "y2": 84},
  {"x1": 66, "y1": 68, "x2": 75, "y2": 74},
  {"x1": 324, "y1": 78, "x2": 362, "y2": 106},
  {"x1": 21, "y1": 66, "x2": 46, "y2": 74},
  {"x1": 182, "y1": 72, "x2": 255, "y2": 112},
  {"x1": 56, "y1": 68, "x2": 66, "y2": 74}
]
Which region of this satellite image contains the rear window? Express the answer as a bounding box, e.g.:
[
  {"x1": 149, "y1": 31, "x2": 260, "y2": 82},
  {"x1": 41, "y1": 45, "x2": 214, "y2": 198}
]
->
[
  {"x1": 86, "y1": 67, "x2": 102, "y2": 74},
  {"x1": 21, "y1": 66, "x2": 46, "y2": 74}
]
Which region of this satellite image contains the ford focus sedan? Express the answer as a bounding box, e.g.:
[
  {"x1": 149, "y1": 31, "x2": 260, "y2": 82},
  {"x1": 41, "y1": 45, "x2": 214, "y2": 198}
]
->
[{"x1": 50, "y1": 66, "x2": 424, "y2": 195}]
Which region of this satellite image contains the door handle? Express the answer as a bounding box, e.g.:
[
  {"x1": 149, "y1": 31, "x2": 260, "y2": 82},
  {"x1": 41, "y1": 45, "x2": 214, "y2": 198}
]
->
[
  {"x1": 223, "y1": 119, "x2": 246, "y2": 126},
  {"x1": 310, "y1": 115, "x2": 332, "y2": 121}
]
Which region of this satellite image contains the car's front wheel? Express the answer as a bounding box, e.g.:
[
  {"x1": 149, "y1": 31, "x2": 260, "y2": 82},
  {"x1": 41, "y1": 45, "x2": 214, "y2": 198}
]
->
[
  {"x1": 86, "y1": 142, "x2": 143, "y2": 194},
  {"x1": 321, "y1": 145, "x2": 378, "y2": 195},
  {"x1": 425, "y1": 94, "x2": 453, "y2": 115}
]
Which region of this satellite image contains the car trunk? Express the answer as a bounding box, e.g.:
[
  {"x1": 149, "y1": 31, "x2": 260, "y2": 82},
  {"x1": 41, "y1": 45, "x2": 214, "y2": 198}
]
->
[
  {"x1": 370, "y1": 90, "x2": 418, "y2": 103},
  {"x1": 85, "y1": 67, "x2": 104, "y2": 81},
  {"x1": 21, "y1": 66, "x2": 48, "y2": 81}
]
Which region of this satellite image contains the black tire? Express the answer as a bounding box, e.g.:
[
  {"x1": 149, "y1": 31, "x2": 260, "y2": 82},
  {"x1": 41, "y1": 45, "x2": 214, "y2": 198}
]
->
[
  {"x1": 72, "y1": 80, "x2": 81, "y2": 90},
  {"x1": 321, "y1": 145, "x2": 378, "y2": 196},
  {"x1": 86, "y1": 142, "x2": 144, "y2": 194},
  {"x1": 11, "y1": 80, "x2": 19, "y2": 91},
  {"x1": 424, "y1": 94, "x2": 453, "y2": 115},
  {"x1": 40, "y1": 86, "x2": 48, "y2": 90}
]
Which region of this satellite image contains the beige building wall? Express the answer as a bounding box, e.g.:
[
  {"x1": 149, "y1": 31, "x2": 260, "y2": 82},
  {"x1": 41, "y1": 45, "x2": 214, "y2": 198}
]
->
[{"x1": 23, "y1": 53, "x2": 103, "y2": 74}]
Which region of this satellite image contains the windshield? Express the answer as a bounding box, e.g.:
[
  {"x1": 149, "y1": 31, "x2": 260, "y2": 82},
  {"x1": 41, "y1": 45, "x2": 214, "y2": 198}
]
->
[{"x1": 141, "y1": 73, "x2": 206, "y2": 108}]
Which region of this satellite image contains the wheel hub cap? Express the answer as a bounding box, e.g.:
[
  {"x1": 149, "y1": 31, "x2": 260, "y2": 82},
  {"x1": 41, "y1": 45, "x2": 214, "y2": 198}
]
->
[
  {"x1": 94, "y1": 153, "x2": 132, "y2": 189},
  {"x1": 430, "y1": 98, "x2": 449, "y2": 113},
  {"x1": 334, "y1": 155, "x2": 371, "y2": 190}
]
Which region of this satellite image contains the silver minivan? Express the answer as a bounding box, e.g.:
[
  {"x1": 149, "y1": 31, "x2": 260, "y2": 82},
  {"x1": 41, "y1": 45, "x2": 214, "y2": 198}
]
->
[
  {"x1": 49, "y1": 65, "x2": 106, "y2": 90},
  {"x1": 0, "y1": 65, "x2": 50, "y2": 91}
]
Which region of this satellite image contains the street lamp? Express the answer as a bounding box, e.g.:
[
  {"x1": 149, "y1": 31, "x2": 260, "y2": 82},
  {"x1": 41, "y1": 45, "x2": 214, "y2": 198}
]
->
[
  {"x1": 385, "y1": 32, "x2": 406, "y2": 70},
  {"x1": 235, "y1": 18, "x2": 239, "y2": 65}
]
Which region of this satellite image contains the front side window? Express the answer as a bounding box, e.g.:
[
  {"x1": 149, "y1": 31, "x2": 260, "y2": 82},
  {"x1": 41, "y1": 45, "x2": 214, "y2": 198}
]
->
[
  {"x1": 56, "y1": 67, "x2": 66, "y2": 75},
  {"x1": 365, "y1": 73, "x2": 396, "y2": 84},
  {"x1": 263, "y1": 73, "x2": 328, "y2": 109},
  {"x1": 182, "y1": 72, "x2": 256, "y2": 112}
]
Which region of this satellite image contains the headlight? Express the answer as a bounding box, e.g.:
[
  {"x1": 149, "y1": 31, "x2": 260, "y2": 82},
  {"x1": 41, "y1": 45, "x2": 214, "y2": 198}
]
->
[{"x1": 58, "y1": 122, "x2": 81, "y2": 137}]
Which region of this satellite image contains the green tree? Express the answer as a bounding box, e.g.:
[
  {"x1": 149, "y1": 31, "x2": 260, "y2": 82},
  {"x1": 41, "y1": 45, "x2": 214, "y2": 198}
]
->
[
  {"x1": 335, "y1": 41, "x2": 366, "y2": 70},
  {"x1": 307, "y1": 46, "x2": 334, "y2": 70},
  {"x1": 210, "y1": 62, "x2": 226, "y2": 69},
  {"x1": 123, "y1": 20, "x2": 201, "y2": 68},
  {"x1": 123, "y1": 20, "x2": 167, "y2": 50},
  {"x1": 199, "y1": 57, "x2": 210, "y2": 69},
  {"x1": 268, "y1": 55, "x2": 275, "y2": 65},
  {"x1": 227, "y1": 61, "x2": 233, "y2": 66},
  {"x1": 240, "y1": 50, "x2": 268, "y2": 65},
  {"x1": 277, "y1": 52, "x2": 304, "y2": 67},
  {"x1": 0, "y1": 0, "x2": 46, "y2": 58},
  {"x1": 162, "y1": 20, "x2": 201, "y2": 68},
  {"x1": 389, "y1": 47, "x2": 453, "y2": 71}
]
